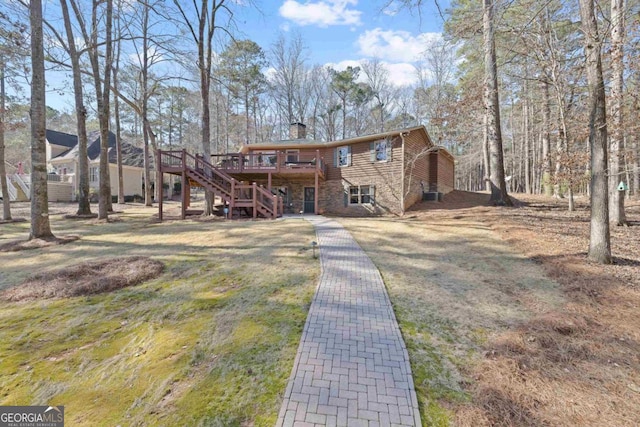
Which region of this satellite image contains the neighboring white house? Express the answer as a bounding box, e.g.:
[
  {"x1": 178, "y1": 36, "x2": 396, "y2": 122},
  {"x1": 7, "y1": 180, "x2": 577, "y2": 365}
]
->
[{"x1": 46, "y1": 129, "x2": 145, "y2": 201}]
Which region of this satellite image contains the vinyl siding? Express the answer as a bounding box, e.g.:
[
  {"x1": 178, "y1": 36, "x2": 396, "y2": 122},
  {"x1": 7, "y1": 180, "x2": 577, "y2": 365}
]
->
[
  {"x1": 321, "y1": 136, "x2": 403, "y2": 215},
  {"x1": 403, "y1": 132, "x2": 432, "y2": 210}
]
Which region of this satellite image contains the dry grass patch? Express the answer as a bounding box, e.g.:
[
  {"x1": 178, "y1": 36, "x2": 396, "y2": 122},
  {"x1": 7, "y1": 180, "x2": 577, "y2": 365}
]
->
[
  {"x1": 0, "y1": 235, "x2": 80, "y2": 252},
  {"x1": 1, "y1": 256, "x2": 164, "y2": 301},
  {"x1": 341, "y1": 193, "x2": 640, "y2": 426}
]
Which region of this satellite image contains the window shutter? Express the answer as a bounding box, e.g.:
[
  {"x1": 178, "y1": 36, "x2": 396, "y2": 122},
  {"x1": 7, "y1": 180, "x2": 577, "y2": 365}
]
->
[
  {"x1": 333, "y1": 148, "x2": 338, "y2": 167},
  {"x1": 370, "y1": 185, "x2": 376, "y2": 205},
  {"x1": 347, "y1": 146, "x2": 352, "y2": 166},
  {"x1": 386, "y1": 138, "x2": 392, "y2": 161},
  {"x1": 343, "y1": 187, "x2": 348, "y2": 207},
  {"x1": 370, "y1": 142, "x2": 376, "y2": 162}
]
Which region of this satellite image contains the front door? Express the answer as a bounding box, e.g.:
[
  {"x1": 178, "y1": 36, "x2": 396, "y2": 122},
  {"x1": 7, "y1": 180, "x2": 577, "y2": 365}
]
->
[{"x1": 303, "y1": 187, "x2": 315, "y2": 214}]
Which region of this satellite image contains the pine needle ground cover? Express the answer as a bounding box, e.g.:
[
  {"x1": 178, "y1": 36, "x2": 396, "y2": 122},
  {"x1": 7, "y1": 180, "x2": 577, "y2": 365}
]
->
[
  {"x1": 341, "y1": 193, "x2": 640, "y2": 426},
  {"x1": 0, "y1": 204, "x2": 318, "y2": 426}
]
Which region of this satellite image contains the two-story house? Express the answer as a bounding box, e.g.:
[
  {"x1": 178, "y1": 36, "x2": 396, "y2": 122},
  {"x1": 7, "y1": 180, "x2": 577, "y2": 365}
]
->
[
  {"x1": 210, "y1": 123, "x2": 454, "y2": 216},
  {"x1": 158, "y1": 123, "x2": 454, "y2": 219},
  {"x1": 47, "y1": 129, "x2": 145, "y2": 201}
]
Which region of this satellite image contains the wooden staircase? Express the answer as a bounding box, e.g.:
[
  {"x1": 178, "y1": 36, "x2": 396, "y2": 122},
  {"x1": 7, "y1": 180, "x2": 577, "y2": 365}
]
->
[{"x1": 158, "y1": 150, "x2": 283, "y2": 220}]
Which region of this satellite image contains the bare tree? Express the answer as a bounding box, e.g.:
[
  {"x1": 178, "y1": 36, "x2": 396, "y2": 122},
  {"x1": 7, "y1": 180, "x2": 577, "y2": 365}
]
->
[
  {"x1": 134, "y1": 0, "x2": 155, "y2": 206},
  {"x1": 0, "y1": 58, "x2": 10, "y2": 220},
  {"x1": 68, "y1": 0, "x2": 114, "y2": 219},
  {"x1": 113, "y1": 2, "x2": 124, "y2": 204},
  {"x1": 270, "y1": 32, "x2": 309, "y2": 135},
  {"x1": 483, "y1": 0, "x2": 511, "y2": 205},
  {"x1": 29, "y1": 0, "x2": 54, "y2": 239},
  {"x1": 579, "y1": 0, "x2": 611, "y2": 263},
  {"x1": 59, "y1": 0, "x2": 92, "y2": 215},
  {"x1": 173, "y1": 0, "x2": 233, "y2": 214},
  {"x1": 609, "y1": 0, "x2": 626, "y2": 225},
  {"x1": 361, "y1": 58, "x2": 394, "y2": 132},
  {"x1": 0, "y1": 12, "x2": 28, "y2": 221}
]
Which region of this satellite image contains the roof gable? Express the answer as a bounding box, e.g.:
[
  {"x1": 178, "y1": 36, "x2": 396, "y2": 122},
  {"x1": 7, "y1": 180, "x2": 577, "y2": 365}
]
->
[
  {"x1": 46, "y1": 129, "x2": 77, "y2": 148},
  {"x1": 49, "y1": 129, "x2": 144, "y2": 168}
]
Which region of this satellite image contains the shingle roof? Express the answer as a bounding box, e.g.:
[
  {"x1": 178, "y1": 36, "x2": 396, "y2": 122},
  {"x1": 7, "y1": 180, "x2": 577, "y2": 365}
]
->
[
  {"x1": 46, "y1": 129, "x2": 78, "y2": 148},
  {"x1": 49, "y1": 129, "x2": 144, "y2": 168}
]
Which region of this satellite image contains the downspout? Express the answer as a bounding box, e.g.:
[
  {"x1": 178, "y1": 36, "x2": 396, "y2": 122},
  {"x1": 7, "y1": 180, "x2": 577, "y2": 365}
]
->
[{"x1": 399, "y1": 131, "x2": 408, "y2": 215}]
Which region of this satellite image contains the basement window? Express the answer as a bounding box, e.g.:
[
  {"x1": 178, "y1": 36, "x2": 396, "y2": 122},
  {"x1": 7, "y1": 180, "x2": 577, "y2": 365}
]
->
[{"x1": 349, "y1": 185, "x2": 374, "y2": 205}]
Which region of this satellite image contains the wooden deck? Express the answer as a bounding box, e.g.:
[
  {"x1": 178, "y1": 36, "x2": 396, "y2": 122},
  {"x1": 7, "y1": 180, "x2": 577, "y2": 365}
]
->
[
  {"x1": 211, "y1": 151, "x2": 326, "y2": 179},
  {"x1": 156, "y1": 150, "x2": 284, "y2": 221}
]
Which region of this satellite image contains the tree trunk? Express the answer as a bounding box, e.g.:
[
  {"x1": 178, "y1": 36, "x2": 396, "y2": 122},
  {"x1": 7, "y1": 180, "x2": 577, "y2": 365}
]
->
[
  {"x1": 143, "y1": 122, "x2": 152, "y2": 206},
  {"x1": 29, "y1": 0, "x2": 54, "y2": 239},
  {"x1": 633, "y1": 134, "x2": 639, "y2": 198},
  {"x1": 194, "y1": 0, "x2": 215, "y2": 215},
  {"x1": 541, "y1": 81, "x2": 552, "y2": 196},
  {"x1": 60, "y1": 0, "x2": 91, "y2": 215},
  {"x1": 609, "y1": 0, "x2": 626, "y2": 225},
  {"x1": 523, "y1": 82, "x2": 531, "y2": 194},
  {"x1": 142, "y1": 3, "x2": 152, "y2": 207},
  {"x1": 483, "y1": 0, "x2": 511, "y2": 206},
  {"x1": 98, "y1": 0, "x2": 114, "y2": 218},
  {"x1": 113, "y1": 12, "x2": 124, "y2": 204},
  {"x1": 0, "y1": 61, "x2": 12, "y2": 221},
  {"x1": 579, "y1": 0, "x2": 611, "y2": 263},
  {"x1": 114, "y1": 84, "x2": 124, "y2": 204},
  {"x1": 75, "y1": 0, "x2": 114, "y2": 219},
  {"x1": 483, "y1": 114, "x2": 491, "y2": 192}
]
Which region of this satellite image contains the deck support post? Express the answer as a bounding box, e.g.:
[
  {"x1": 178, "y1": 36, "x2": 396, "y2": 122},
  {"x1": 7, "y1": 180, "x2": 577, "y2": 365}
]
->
[
  {"x1": 157, "y1": 149, "x2": 163, "y2": 222},
  {"x1": 273, "y1": 194, "x2": 278, "y2": 218},
  {"x1": 181, "y1": 149, "x2": 187, "y2": 220},
  {"x1": 267, "y1": 173, "x2": 272, "y2": 191},
  {"x1": 252, "y1": 182, "x2": 258, "y2": 218},
  {"x1": 314, "y1": 170, "x2": 319, "y2": 215},
  {"x1": 230, "y1": 180, "x2": 235, "y2": 219}
]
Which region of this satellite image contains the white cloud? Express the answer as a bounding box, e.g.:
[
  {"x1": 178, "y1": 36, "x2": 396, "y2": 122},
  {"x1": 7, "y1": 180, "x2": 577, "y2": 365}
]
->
[
  {"x1": 357, "y1": 28, "x2": 442, "y2": 63},
  {"x1": 382, "y1": 1, "x2": 400, "y2": 16},
  {"x1": 325, "y1": 59, "x2": 363, "y2": 73},
  {"x1": 384, "y1": 62, "x2": 418, "y2": 87},
  {"x1": 279, "y1": 0, "x2": 362, "y2": 27},
  {"x1": 280, "y1": 22, "x2": 291, "y2": 32},
  {"x1": 325, "y1": 59, "x2": 418, "y2": 87},
  {"x1": 265, "y1": 66, "x2": 278, "y2": 82},
  {"x1": 128, "y1": 46, "x2": 164, "y2": 67}
]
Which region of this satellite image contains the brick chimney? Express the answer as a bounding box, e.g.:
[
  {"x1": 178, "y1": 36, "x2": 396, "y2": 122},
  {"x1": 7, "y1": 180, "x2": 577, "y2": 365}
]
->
[{"x1": 289, "y1": 122, "x2": 306, "y2": 139}]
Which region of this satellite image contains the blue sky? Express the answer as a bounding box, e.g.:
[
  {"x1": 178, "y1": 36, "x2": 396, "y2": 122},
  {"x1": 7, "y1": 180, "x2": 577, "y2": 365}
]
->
[
  {"x1": 43, "y1": 0, "x2": 450, "y2": 111},
  {"x1": 238, "y1": 0, "x2": 449, "y2": 84}
]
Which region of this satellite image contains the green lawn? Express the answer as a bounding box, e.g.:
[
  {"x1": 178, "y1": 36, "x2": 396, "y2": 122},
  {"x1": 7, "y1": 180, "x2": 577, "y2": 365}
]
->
[{"x1": 0, "y1": 205, "x2": 318, "y2": 426}]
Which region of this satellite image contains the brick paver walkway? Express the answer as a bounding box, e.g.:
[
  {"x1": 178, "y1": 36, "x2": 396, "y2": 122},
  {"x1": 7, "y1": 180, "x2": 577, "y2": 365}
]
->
[{"x1": 276, "y1": 216, "x2": 421, "y2": 427}]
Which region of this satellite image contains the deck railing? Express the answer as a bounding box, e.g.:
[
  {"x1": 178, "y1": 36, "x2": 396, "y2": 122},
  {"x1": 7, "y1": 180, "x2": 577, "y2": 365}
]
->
[
  {"x1": 158, "y1": 149, "x2": 282, "y2": 219},
  {"x1": 211, "y1": 150, "x2": 325, "y2": 176}
]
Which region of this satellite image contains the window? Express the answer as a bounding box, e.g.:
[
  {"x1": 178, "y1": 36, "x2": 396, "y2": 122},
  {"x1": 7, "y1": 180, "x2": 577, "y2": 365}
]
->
[
  {"x1": 336, "y1": 146, "x2": 351, "y2": 167},
  {"x1": 89, "y1": 167, "x2": 98, "y2": 182},
  {"x1": 286, "y1": 150, "x2": 299, "y2": 163},
  {"x1": 371, "y1": 138, "x2": 392, "y2": 162},
  {"x1": 349, "y1": 185, "x2": 375, "y2": 205}
]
